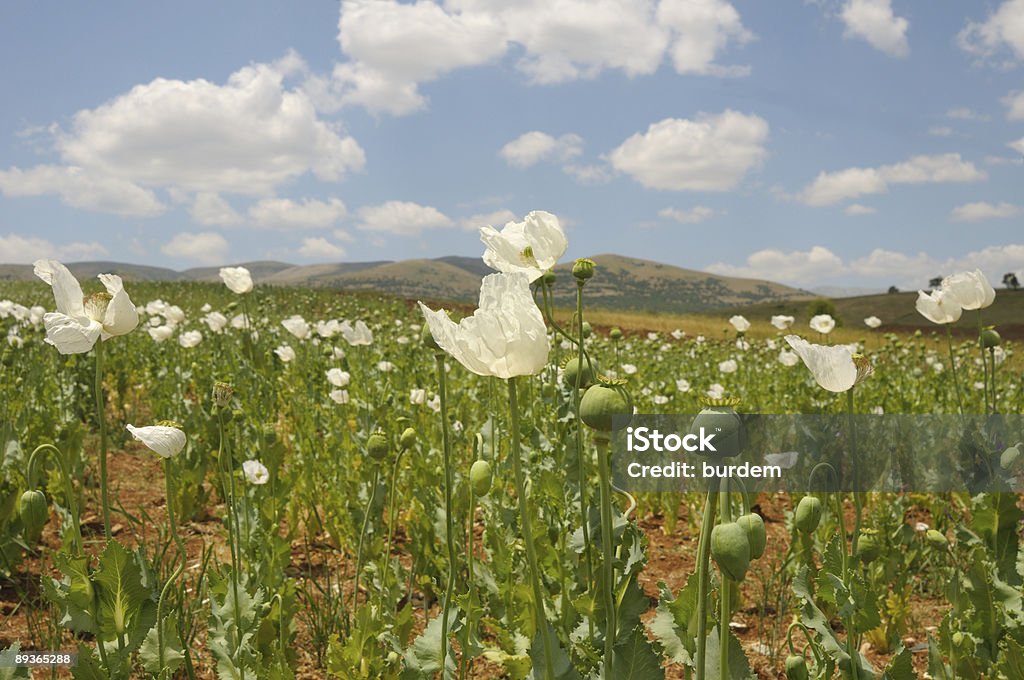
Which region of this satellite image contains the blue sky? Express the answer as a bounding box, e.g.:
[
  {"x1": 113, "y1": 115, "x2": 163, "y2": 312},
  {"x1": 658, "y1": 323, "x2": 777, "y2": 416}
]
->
[{"x1": 1, "y1": 0, "x2": 1022, "y2": 289}]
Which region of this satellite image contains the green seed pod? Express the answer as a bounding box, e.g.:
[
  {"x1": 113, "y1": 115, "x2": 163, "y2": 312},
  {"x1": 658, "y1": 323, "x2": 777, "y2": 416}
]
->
[
  {"x1": 367, "y1": 430, "x2": 389, "y2": 461},
  {"x1": 399, "y1": 427, "x2": 417, "y2": 450},
  {"x1": 562, "y1": 355, "x2": 597, "y2": 389},
  {"x1": 572, "y1": 258, "x2": 595, "y2": 281},
  {"x1": 785, "y1": 654, "x2": 809, "y2": 680},
  {"x1": 609, "y1": 327, "x2": 622, "y2": 340},
  {"x1": 579, "y1": 381, "x2": 633, "y2": 433},
  {"x1": 737, "y1": 513, "x2": 766, "y2": 560},
  {"x1": 711, "y1": 522, "x2": 750, "y2": 582},
  {"x1": 19, "y1": 489, "x2": 48, "y2": 538},
  {"x1": 794, "y1": 496, "x2": 822, "y2": 534},
  {"x1": 1001, "y1": 444, "x2": 1021, "y2": 471},
  {"x1": 470, "y1": 460, "x2": 492, "y2": 497},
  {"x1": 857, "y1": 529, "x2": 881, "y2": 564},
  {"x1": 581, "y1": 321, "x2": 592, "y2": 339},
  {"x1": 688, "y1": 403, "x2": 745, "y2": 457},
  {"x1": 541, "y1": 270, "x2": 556, "y2": 287},
  {"x1": 980, "y1": 328, "x2": 1001, "y2": 348},
  {"x1": 925, "y1": 529, "x2": 948, "y2": 549}
]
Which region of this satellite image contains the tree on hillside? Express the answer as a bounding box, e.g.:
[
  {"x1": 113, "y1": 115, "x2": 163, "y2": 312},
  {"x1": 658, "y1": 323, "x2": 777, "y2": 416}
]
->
[
  {"x1": 888, "y1": 285, "x2": 899, "y2": 294},
  {"x1": 1003, "y1": 272, "x2": 1020, "y2": 290},
  {"x1": 928, "y1": 276, "x2": 943, "y2": 290}
]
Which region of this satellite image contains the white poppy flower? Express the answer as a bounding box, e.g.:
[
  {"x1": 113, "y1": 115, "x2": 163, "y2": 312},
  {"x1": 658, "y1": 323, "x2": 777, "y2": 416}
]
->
[
  {"x1": 204, "y1": 312, "x2": 228, "y2": 333},
  {"x1": 864, "y1": 316, "x2": 882, "y2": 329},
  {"x1": 785, "y1": 335, "x2": 871, "y2": 393},
  {"x1": 479, "y1": 210, "x2": 568, "y2": 281},
  {"x1": 326, "y1": 368, "x2": 350, "y2": 387},
  {"x1": 621, "y1": 363, "x2": 638, "y2": 375},
  {"x1": 242, "y1": 459, "x2": 269, "y2": 485},
  {"x1": 419, "y1": 272, "x2": 549, "y2": 379},
  {"x1": 410, "y1": 388, "x2": 426, "y2": 404},
  {"x1": 219, "y1": 266, "x2": 253, "y2": 294},
  {"x1": 200, "y1": 303, "x2": 212, "y2": 313},
  {"x1": 809, "y1": 314, "x2": 836, "y2": 334},
  {"x1": 778, "y1": 349, "x2": 800, "y2": 367},
  {"x1": 719, "y1": 359, "x2": 738, "y2": 374},
  {"x1": 377, "y1": 361, "x2": 395, "y2": 372},
  {"x1": 282, "y1": 315, "x2": 311, "y2": 340},
  {"x1": 676, "y1": 379, "x2": 691, "y2": 392},
  {"x1": 729, "y1": 315, "x2": 750, "y2": 333},
  {"x1": 33, "y1": 259, "x2": 139, "y2": 355},
  {"x1": 274, "y1": 345, "x2": 296, "y2": 363},
  {"x1": 340, "y1": 320, "x2": 373, "y2": 346},
  {"x1": 941, "y1": 269, "x2": 995, "y2": 310},
  {"x1": 127, "y1": 423, "x2": 186, "y2": 459},
  {"x1": 0, "y1": 300, "x2": 13, "y2": 318},
  {"x1": 329, "y1": 389, "x2": 350, "y2": 404},
  {"x1": 706, "y1": 383, "x2": 725, "y2": 399},
  {"x1": 148, "y1": 325, "x2": 174, "y2": 343},
  {"x1": 165, "y1": 305, "x2": 186, "y2": 324},
  {"x1": 653, "y1": 395, "x2": 669, "y2": 405},
  {"x1": 317, "y1": 319, "x2": 340, "y2": 338},
  {"x1": 427, "y1": 394, "x2": 441, "y2": 412},
  {"x1": 179, "y1": 330, "x2": 203, "y2": 348},
  {"x1": 916, "y1": 289, "x2": 962, "y2": 324},
  {"x1": 771, "y1": 315, "x2": 795, "y2": 330}
]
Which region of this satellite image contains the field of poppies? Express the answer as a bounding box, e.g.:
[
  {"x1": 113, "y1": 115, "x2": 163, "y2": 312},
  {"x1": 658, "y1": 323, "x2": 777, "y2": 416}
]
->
[{"x1": 0, "y1": 211, "x2": 1022, "y2": 679}]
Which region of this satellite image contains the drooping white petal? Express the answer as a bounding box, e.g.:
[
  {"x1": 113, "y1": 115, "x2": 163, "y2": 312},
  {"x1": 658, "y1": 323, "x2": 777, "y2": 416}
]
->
[
  {"x1": 219, "y1": 266, "x2": 253, "y2": 294},
  {"x1": 126, "y1": 424, "x2": 186, "y2": 458},
  {"x1": 941, "y1": 270, "x2": 995, "y2": 310},
  {"x1": 42, "y1": 312, "x2": 102, "y2": 354},
  {"x1": 35, "y1": 259, "x2": 86, "y2": 320},
  {"x1": 419, "y1": 272, "x2": 548, "y2": 379},
  {"x1": 785, "y1": 335, "x2": 857, "y2": 393},
  {"x1": 915, "y1": 290, "x2": 962, "y2": 324},
  {"x1": 98, "y1": 274, "x2": 139, "y2": 338}
]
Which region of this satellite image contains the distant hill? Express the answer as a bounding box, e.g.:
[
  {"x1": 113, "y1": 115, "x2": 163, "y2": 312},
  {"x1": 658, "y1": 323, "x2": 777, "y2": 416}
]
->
[{"x1": 0, "y1": 254, "x2": 814, "y2": 314}]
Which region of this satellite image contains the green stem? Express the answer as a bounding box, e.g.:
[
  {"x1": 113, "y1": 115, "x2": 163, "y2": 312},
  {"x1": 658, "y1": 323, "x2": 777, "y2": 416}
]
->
[
  {"x1": 846, "y1": 388, "x2": 862, "y2": 679},
  {"x1": 595, "y1": 436, "x2": 616, "y2": 677},
  {"x1": 352, "y1": 464, "x2": 380, "y2": 618},
  {"x1": 164, "y1": 457, "x2": 186, "y2": 558},
  {"x1": 218, "y1": 410, "x2": 243, "y2": 679},
  {"x1": 508, "y1": 377, "x2": 555, "y2": 680},
  {"x1": 719, "y1": 479, "x2": 731, "y2": 680},
  {"x1": 437, "y1": 352, "x2": 459, "y2": 670},
  {"x1": 945, "y1": 327, "x2": 964, "y2": 415},
  {"x1": 94, "y1": 340, "x2": 111, "y2": 541},
  {"x1": 26, "y1": 444, "x2": 81, "y2": 554},
  {"x1": 574, "y1": 281, "x2": 596, "y2": 642},
  {"x1": 694, "y1": 479, "x2": 720, "y2": 680},
  {"x1": 379, "y1": 448, "x2": 406, "y2": 608}
]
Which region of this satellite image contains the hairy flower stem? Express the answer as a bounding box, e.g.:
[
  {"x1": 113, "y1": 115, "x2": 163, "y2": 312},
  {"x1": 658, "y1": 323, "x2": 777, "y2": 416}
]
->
[
  {"x1": 694, "y1": 478, "x2": 720, "y2": 680},
  {"x1": 379, "y1": 448, "x2": 406, "y2": 608},
  {"x1": 94, "y1": 340, "x2": 111, "y2": 541},
  {"x1": 719, "y1": 479, "x2": 732, "y2": 680},
  {"x1": 436, "y1": 352, "x2": 459, "y2": 669},
  {"x1": 217, "y1": 409, "x2": 243, "y2": 678},
  {"x1": 595, "y1": 436, "x2": 617, "y2": 677},
  {"x1": 574, "y1": 280, "x2": 596, "y2": 641},
  {"x1": 164, "y1": 458, "x2": 186, "y2": 558},
  {"x1": 945, "y1": 327, "x2": 965, "y2": 415},
  {"x1": 846, "y1": 387, "x2": 862, "y2": 678},
  {"x1": 26, "y1": 444, "x2": 81, "y2": 554},
  {"x1": 509, "y1": 377, "x2": 555, "y2": 680},
  {"x1": 976, "y1": 312, "x2": 990, "y2": 413},
  {"x1": 352, "y1": 464, "x2": 380, "y2": 618}
]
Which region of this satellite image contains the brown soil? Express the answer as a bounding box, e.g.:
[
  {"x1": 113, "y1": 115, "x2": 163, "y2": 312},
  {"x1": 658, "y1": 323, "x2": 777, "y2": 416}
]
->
[{"x1": 1, "y1": 450, "x2": 955, "y2": 678}]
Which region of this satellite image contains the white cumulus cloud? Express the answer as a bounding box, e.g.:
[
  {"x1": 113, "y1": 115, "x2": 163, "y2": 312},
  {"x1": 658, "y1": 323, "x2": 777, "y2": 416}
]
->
[
  {"x1": 844, "y1": 203, "x2": 876, "y2": 215},
  {"x1": 499, "y1": 132, "x2": 583, "y2": 168},
  {"x1": 840, "y1": 0, "x2": 909, "y2": 57},
  {"x1": 658, "y1": 206, "x2": 715, "y2": 224},
  {"x1": 161, "y1": 232, "x2": 229, "y2": 265},
  {"x1": 799, "y1": 153, "x2": 986, "y2": 205},
  {"x1": 328, "y1": 0, "x2": 751, "y2": 115},
  {"x1": 950, "y1": 201, "x2": 1023, "y2": 221},
  {"x1": 0, "y1": 234, "x2": 109, "y2": 264},
  {"x1": 459, "y1": 209, "x2": 518, "y2": 231},
  {"x1": 608, "y1": 111, "x2": 769, "y2": 191},
  {"x1": 298, "y1": 237, "x2": 347, "y2": 259},
  {"x1": 0, "y1": 165, "x2": 164, "y2": 217},
  {"x1": 357, "y1": 201, "x2": 453, "y2": 234},
  {"x1": 249, "y1": 197, "x2": 348, "y2": 230},
  {"x1": 1003, "y1": 91, "x2": 1024, "y2": 120},
  {"x1": 958, "y1": 0, "x2": 1024, "y2": 64},
  {"x1": 1010, "y1": 137, "x2": 1024, "y2": 155},
  {"x1": 191, "y1": 192, "x2": 243, "y2": 226}
]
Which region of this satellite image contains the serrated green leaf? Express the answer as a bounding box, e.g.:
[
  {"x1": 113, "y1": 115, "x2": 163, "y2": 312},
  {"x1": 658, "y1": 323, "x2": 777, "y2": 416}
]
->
[
  {"x1": 610, "y1": 625, "x2": 664, "y2": 680},
  {"x1": 881, "y1": 646, "x2": 913, "y2": 680},
  {"x1": 400, "y1": 607, "x2": 460, "y2": 679},
  {"x1": 0, "y1": 643, "x2": 30, "y2": 680},
  {"x1": 139, "y1": 615, "x2": 185, "y2": 674},
  {"x1": 92, "y1": 540, "x2": 153, "y2": 644}
]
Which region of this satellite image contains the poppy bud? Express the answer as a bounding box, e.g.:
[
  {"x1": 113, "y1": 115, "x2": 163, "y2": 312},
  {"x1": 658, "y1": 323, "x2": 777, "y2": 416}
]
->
[
  {"x1": 541, "y1": 270, "x2": 556, "y2": 287},
  {"x1": 562, "y1": 355, "x2": 597, "y2": 389},
  {"x1": 581, "y1": 322, "x2": 592, "y2": 339},
  {"x1": 737, "y1": 513, "x2": 766, "y2": 559},
  {"x1": 367, "y1": 430, "x2": 389, "y2": 461},
  {"x1": 925, "y1": 529, "x2": 948, "y2": 549},
  {"x1": 572, "y1": 258, "x2": 595, "y2": 282},
  {"x1": 785, "y1": 655, "x2": 809, "y2": 680},
  {"x1": 421, "y1": 320, "x2": 441, "y2": 352},
  {"x1": 400, "y1": 427, "x2": 417, "y2": 450},
  {"x1": 19, "y1": 489, "x2": 48, "y2": 541},
  {"x1": 857, "y1": 529, "x2": 881, "y2": 563},
  {"x1": 609, "y1": 327, "x2": 622, "y2": 340},
  {"x1": 711, "y1": 522, "x2": 750, "y2": 582},
  {"x1": 1001, "y1": 444, "x2": 1021, "y2": 471},
  {"x1": 980, "y1": 328, "x2": 1001, "y2": 348},
  {"x1": 794, "y1": 496, "x2": 822, "y2": 534},
  {"x1": 470, "y1": 460, "x2": 492, "y2": 497}
]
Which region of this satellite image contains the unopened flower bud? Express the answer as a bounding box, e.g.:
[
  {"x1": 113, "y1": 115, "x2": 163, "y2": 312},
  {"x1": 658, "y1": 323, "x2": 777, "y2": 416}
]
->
[
  {"x1": 541, "y1": 270, "x2": 556, "y2": 287},
  {"x1": 470, "y1": 459, "x2": 492, "y2": 497},
  {"x1": 925, "y1": 529, "x2": 948, "y2": 549},
  {"x1": 400, "y1": 427, "x2": 417, "y2": 450},
  {"x1": 981, "y1": 328, "x2": 1001, "y2": 348},
  {"x1": 609, "y1": 327, "x2": 622, "y2": 340},
  {"x1": 421, "y1": 319, "x2": 441, "y2": 352},
  {"x1": 367, "y1": 430, "x2": 389, "y2": 461},
  {"x1": 572, "y1": 258, "x2": 595, "y2": 282}
]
